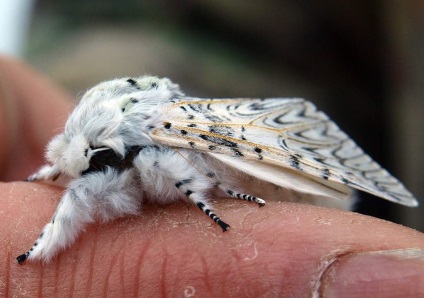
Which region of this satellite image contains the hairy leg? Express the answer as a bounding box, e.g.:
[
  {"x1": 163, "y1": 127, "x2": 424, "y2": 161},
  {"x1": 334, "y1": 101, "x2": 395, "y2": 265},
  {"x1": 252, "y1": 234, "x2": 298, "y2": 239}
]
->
[{"x1": 18, "y1": 168, "x2": 139, "y2": 263}]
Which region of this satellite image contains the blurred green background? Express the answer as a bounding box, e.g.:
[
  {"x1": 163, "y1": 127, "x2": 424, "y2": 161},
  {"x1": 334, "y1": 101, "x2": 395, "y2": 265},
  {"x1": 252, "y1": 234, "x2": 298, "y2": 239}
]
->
[{"x1": 2, "y1": 0, "x2": 423, "y2": 231}]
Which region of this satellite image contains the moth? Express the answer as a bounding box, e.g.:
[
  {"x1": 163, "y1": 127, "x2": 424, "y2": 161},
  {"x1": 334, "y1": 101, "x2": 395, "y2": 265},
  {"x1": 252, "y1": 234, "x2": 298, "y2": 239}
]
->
[{"x1": 17, "y1": 76, "x2": 418, "y2": 264}]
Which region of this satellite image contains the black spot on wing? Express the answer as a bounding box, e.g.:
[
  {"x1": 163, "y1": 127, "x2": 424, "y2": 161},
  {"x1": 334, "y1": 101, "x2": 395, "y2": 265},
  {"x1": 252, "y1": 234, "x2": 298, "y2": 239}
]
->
[
  {"x1": 341, "y1": 177, "x2": 350, "y2": 184},
  {"x1": 199, "y1": 134, "x2": 238, "y2": 147},
  {"x1": 290, "y1": 154, "x2": 302, "y2": 171},
  {"x1": 322, "y1": 168, "x2": 330, "y2": 180},
  {"x1": 208, "y1": 125, "x2": 235, "y2": 137},
  {"x1": 188, "y1": 104, "x2": 202, "y2": 113},
  {"x1": 232, "y1": 149, "x2": 244, "y2": 157},
  {"x1": 204, "y1": 114, "x2": 226, "y2": 122}
]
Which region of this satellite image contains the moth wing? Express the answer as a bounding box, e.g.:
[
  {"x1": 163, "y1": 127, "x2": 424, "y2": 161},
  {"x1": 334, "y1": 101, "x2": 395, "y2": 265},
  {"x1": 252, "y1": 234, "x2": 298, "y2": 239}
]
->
[
  {"x1": 151, "y1": 97, "x2": 418, "y2": 206},
  {"x1": 207, "y1": 152, "x2": 351, "y2": 201}
]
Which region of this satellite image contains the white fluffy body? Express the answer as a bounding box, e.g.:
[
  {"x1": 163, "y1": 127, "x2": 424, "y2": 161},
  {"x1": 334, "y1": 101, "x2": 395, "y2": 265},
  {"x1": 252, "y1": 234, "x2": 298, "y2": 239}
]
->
[{"x1": 18, "y1": 75, "x2": 417, "y2": 264}]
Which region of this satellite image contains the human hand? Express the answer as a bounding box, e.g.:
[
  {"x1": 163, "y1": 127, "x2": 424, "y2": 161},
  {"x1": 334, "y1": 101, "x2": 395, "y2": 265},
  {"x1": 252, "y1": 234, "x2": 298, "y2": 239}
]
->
[{"x1": 1, "y1": 57, "x2": 423, "y2": 297}]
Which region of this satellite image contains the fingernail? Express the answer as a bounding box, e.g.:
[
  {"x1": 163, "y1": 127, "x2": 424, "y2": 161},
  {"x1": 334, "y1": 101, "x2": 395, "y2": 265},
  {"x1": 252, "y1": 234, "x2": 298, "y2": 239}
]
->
[{"x1": 319, "y1": 248, "x2": 424, "y2": 297}]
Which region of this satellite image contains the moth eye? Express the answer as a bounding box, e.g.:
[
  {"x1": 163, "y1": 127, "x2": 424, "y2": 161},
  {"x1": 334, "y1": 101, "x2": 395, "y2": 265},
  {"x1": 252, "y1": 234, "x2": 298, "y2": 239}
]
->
[
  {"x1": 131, "y1": 98, "x2": 138, "y2": 104},
  {"x1": 122, "y1": 108, "x2": 125, "y2": 112},
  {"x1": 151, "y1": 82, "x2": 158, "y2": 89}
]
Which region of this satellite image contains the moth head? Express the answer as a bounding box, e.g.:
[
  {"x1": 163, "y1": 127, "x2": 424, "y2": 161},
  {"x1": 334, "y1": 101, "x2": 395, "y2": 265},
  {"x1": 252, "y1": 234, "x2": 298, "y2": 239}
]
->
[{"x1": 46, "y1": 133, "x2": 125, "y2": 178}]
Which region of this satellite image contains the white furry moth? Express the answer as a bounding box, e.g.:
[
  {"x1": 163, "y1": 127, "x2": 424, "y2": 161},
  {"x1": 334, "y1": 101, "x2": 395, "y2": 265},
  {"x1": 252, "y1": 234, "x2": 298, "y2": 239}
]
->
[{"x1": 17, "y1": 76, "x2": 418, "y2": 264}]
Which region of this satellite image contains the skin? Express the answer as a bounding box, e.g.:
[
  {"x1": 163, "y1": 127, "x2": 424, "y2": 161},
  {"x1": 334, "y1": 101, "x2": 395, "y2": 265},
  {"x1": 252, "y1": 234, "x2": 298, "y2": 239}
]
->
[{"x1": 1, "y1": 57, "x2": 423, "y2": 297}]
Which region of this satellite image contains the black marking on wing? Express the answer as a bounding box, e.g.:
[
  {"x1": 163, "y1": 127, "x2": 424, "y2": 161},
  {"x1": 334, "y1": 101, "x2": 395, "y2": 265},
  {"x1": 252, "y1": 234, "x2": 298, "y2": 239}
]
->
[
  {"x1": 188, "y1": 104, "x2": 201, "y2": 112},
  {"x1": 341, "y1": 177, "x2": 350, "y2": 184},
  {"x1": 232, "y1": 149, "x2": 244, "y2": 157},
  {"x1": 199, "y1": 134, "x2": 238, "y2": 147},
  {"x1": 289, "y1": 154, "x2": 301, "y2": 171},
  {"x1": 208, "y1": 125, "x2": 235, "y2": 137},
  {"x1": 204, "y1": 114, "x2": 226, "y2": 123},
  {"x1": 322, "y1": 168, "x2": 330, "y2": 180}
]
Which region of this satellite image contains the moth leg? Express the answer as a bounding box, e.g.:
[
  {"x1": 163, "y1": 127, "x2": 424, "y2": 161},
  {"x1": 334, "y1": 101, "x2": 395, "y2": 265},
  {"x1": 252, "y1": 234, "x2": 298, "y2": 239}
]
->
[
  {"x1": 26, "y1": 164, "x2": 61, "y2": 182},
  {"x1": 191, "y1": 194, "x2": 231, "y2": 232},
  {"x1": 205, "y1": 171, "x2": 266, "y2": 207},
  {"x1": 196, "y1": 201, "x2": 230, "y2": 231},
  {"x1": 17, "y1": 188, "x2": 93, "y2": 264},
  {"x1": 174, "y1": 178, "x2": 231, "y2": 231},
  {"x1": 17, "y1": 168, "x2": 138, "y2": 264},
  {"x1": 225, "y1": 189, "x2": 266, "y2": 207}
]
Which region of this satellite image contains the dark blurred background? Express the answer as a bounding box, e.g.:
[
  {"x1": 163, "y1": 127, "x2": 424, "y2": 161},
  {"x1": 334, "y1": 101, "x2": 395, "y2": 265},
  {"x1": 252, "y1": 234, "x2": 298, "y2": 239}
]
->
[{"x1": 1, "y1": 0, "x2": 423, "y2": 231}]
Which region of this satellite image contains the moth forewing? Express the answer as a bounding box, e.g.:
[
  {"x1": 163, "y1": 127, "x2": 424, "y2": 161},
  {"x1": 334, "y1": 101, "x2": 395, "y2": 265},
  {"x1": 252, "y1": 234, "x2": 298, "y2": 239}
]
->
[{"x1": 152, "y1": 96, "x2": 418, "y2": 207}]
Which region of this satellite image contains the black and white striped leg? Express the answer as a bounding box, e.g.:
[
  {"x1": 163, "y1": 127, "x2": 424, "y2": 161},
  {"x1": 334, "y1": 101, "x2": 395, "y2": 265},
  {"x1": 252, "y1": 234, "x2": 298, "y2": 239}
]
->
[
  {"x1": 174, "y1": 178, "x2": 230, "y2": 231},
  {"x1": 196, "y1": 202, "x2": 230, "y2": 231},
  {"x1": 226, "y1": 190, "x2": 266, "y2": 207}
]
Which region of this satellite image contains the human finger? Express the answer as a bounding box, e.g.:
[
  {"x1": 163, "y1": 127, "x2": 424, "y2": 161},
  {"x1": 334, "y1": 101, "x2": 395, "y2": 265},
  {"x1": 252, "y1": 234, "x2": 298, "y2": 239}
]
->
[{"x1": 2, "y1": 182, "x2": 424, "y2": 297}]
